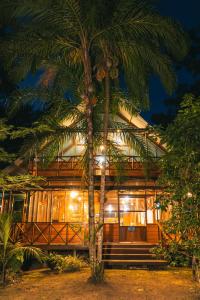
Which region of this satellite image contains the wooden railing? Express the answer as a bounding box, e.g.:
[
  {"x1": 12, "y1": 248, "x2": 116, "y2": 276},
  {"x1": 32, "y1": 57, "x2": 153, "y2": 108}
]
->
[
  {"x1": 11, "y1": 222, "x2": 87, "y2": 246},
  {"x1": 29, "y1": 155, "x2": 160, "y2": 177}
]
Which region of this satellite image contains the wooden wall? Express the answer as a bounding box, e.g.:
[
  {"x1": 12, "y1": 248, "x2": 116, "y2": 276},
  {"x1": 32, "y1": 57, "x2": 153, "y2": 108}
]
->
[
  {"x1": 146, "y1": 224, "x2": 160, "y2": 243},
  {"x1": 103, "y1": 224, "x2": 119, "y2": 242}
]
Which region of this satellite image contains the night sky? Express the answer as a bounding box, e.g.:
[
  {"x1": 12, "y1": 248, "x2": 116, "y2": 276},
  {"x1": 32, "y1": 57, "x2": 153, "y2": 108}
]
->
[
  {"x1": 21, "y1": 1, "x2": 200, "y2": 122},
  {"x1": 143, "y1": 0, "x2": 200, "y2": 122}
]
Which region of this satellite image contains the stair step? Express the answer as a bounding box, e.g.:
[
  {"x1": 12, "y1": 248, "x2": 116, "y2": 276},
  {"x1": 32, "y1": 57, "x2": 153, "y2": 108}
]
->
[
  {"x1": 103, "y1": 247, "x2": 154, "y2": 253},
  {"x1": 103, "y1": 253, "x2": 157, "y2": 260},
  {"x1": 103, "y1": 259, "x2": 167, "y2": 266},
  {"x1": 103, "y1": 243, "x2": 157, "y2": 249}
]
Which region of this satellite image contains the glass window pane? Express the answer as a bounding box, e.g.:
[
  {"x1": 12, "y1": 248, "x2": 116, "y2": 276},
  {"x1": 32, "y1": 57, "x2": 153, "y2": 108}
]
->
[
  {"x1": 104, "y1": 211, "x2": 118, "y2": 223},
  {"x1": 66, "y1": 191, "x2": 84, "y2": 222},
  {"x1": 120, "y1": 197, "x2": 145, "y2": 211},
  {"x1": 120, "y1": 212, "x2": 146, "y2": 226},
  {"x1": 147, "y1": 209, "x2": 154, "y2": 224},
  {"x1": 104, "y1": 203, "x2": 118, "y2": 212}
]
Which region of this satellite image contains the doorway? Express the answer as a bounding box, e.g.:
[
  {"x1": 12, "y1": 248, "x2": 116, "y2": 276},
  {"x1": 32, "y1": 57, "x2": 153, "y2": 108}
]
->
[{"x1": 119, "y1": 194, "x2": 147, "y2": 242}]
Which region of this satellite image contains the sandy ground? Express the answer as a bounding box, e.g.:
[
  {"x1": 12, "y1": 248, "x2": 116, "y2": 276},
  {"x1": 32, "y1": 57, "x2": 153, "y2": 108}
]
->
[{"x1": 0, "y1": 268, "x2": 200, "y2": 300}]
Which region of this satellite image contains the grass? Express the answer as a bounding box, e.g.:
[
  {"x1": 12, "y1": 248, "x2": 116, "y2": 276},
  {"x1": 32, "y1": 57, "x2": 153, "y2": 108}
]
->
[{"x1": 0, "y1": 267, "x2": 200, "y2": 300}]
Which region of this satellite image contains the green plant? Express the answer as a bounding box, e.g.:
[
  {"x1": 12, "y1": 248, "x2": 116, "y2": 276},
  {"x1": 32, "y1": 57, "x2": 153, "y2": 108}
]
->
[
  {"x1": 157, "y1": 95, "x2": 200, "y2": 281},
  {"x1": 151, "y1": 242, "x2": 190, "y2": 267},
  {"x1": 0, "y1": 213, "x2": 43, "y2": 285},
  {"x1": 46, "y1": 253, "x2": 85, "y2": 273}
]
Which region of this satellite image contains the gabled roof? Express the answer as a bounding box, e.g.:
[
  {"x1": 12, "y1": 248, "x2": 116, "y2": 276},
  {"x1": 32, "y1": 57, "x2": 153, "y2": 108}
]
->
[
  {"x1": 2, "y1": 110, "x2": 165, "y2": 175},
  {"x1": 60, "y1": 108, "x2": 165, "y2": 158}
]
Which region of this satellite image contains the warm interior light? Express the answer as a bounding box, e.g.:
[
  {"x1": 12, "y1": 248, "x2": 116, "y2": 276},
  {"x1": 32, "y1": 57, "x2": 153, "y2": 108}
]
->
[
  {"x1": 147, "y1": 209, "x2": 153, "y2": 223},
  {"x1": 99, "y1": 156, "x2": 105, "y2": 164},
  {"x1": 124, "y1": 205, "x2": 129, "y2": 212},
  {"x1": 187, "y1": 192, "x2": 193, "y2": 198},
  {"x1": 107, "y1": 204, "x2": 113, "y2": 213},
  {"x1": 69, "y1": 204, "x2": 74, "y2": 211},
  {"x1": 78, "y1": 196, "x2": 82, "y2": 201},
  {"x1": 70, "y1": 191, "x2": 78, "y2": 198},
  {"x1": 100, "y1": 145, "x2": 105, "y2": 151}
]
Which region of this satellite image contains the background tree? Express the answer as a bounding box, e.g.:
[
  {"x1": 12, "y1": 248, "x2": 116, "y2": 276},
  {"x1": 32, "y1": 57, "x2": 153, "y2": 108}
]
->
[
  {"x1": 157, "y1": 94, "x2": 200, "y2": 281},
  {"x1": 0, "y1": 119, "x2": 43, "y2": 191},
  {"x1": 152, "y1": 27, "x2": 200, "y2": 127}
]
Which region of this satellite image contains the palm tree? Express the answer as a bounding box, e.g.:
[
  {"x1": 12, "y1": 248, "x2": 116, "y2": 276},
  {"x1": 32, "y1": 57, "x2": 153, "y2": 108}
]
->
[
  {"x1": 92, "y1": 0, "x2": 188, "y2": 263},
  {"x1": 0, "y1": 213, "x2": 43, "y2": 285},
  {"x1": 0, "y1": 0, "x2": 188, "y2": 279}
]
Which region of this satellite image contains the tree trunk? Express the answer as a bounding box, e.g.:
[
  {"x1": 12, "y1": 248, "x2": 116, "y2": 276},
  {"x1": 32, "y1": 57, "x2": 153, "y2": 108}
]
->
[
  {"x1": 82, "y1": 38, "x2": 96, "y2": 275},
  {"x1": 2, "y1": 262, "x2": 6, "y2": 286},
  {"x1": 192, "y1": 255, "x2": 200, "y2": 282},
  {"x1": 97, "y1": 68, "x2": 110, "y2": 263}
]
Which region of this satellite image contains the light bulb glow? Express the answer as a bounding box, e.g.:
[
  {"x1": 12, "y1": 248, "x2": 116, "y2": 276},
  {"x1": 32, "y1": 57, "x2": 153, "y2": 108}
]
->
[
  {"x1": 107, "y1": 205, "x2": 113, "y2": 213},
  {"x1": 124, "y1": 205, "x2": 129, "y2": 212},
  {"x1": 99, "y1": 156, "x2": 105, "y2": 164},
  {"x1": 70, "y1": 191, "x2": 78, "y2": 198},
  {"x1": 69, "y1": 204, "x2": 74, "y2": 211}
]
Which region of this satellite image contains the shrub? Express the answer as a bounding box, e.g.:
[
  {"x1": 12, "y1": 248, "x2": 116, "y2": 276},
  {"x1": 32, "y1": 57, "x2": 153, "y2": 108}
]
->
[
  {"x1": 0, "y1": 214, "x2": 43, "y2": 285},
  {"x1": 151, "y1": 243, "x2": 190, "y2": 267},
  {"x1": 46, "y1": 253, "x2": 85, "y2": 273}
]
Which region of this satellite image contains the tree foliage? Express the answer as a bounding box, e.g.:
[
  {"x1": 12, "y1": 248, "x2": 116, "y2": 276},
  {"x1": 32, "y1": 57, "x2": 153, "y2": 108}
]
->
[
  {"x1": 0, "y1": 119, "x2": 44, "y2": 190},
  {"x1": 0, "y1": 213, "x2": 43, "y2": 285},
  {"x1": 158, "y1": 94, "x2": 200, "y2": 280},
  {"x1": 152, "y1": 27, "x2": 200, "y2": 127}
]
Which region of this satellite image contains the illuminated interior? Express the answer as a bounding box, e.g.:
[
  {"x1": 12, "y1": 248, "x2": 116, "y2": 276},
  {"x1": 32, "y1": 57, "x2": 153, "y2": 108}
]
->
[{"x1": 28, "y1": 189, "x2": 160, "y2": 225}]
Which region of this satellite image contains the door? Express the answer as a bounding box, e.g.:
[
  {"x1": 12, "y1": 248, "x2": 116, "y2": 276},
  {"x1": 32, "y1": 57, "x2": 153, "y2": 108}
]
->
[{"x1": 119, "y1": 194, "x2": 146, "y2": 242}]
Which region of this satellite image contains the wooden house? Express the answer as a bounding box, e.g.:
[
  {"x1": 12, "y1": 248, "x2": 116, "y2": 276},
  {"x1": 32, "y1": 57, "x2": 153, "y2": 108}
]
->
[{"x1": 1, "y1": 109, "x2": 167, "y2": 258}]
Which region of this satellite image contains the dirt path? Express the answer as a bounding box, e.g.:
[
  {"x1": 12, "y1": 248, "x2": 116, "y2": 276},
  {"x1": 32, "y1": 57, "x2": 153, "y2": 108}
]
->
[{"x1": 0, "y1": 268, "x2": 199, "y2": 300}]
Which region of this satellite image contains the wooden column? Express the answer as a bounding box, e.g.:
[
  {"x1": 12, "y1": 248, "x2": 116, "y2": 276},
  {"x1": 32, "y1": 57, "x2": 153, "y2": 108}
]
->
[
  {"x1": 145, "y1": 182, "x2": 147, "y2": 241},
  {"x1": 117, "y1": 188, "x2": 120, "y2": 242},
  {"x1": 22, "y1": 192, "x2": 28, "y2": 222},
  {"x1": 1, "y1": 190, "x2": 5, "y2": 213}
]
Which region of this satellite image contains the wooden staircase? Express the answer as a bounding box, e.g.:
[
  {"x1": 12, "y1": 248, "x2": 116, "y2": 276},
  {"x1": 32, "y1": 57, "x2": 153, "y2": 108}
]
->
[{"x1": 102, "y1": 242, "x2": 167, "y2": 269}]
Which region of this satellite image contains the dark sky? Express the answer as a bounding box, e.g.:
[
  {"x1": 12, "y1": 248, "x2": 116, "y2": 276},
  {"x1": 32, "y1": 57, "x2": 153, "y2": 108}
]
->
[
  {"x1": 143, "y1": 0, "x2": 200, "y2": 121},
  {"x1": 21, "y1": 0, "x2": 200, "y2": 122}
]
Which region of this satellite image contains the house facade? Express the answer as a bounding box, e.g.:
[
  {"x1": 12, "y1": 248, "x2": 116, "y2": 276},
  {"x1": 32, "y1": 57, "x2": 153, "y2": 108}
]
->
[{"x1": 1, "y1": 110, "x2": 166, "y2": 249}]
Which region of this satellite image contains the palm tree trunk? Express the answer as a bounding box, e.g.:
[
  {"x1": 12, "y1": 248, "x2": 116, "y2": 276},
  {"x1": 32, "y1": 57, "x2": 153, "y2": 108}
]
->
[
  {"x1": 82, "y1": 38, "x2": 96, "y2": 275},
  {"x1": 98, "y1": 68, "x2": 110, "y2": 262},
  {"x1": 2, "y1": 262, "x2": 6, "y2": 285}
]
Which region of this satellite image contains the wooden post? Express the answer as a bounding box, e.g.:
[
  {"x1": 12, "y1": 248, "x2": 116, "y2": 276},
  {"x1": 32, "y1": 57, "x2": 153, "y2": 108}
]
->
[
  {"x1": 117, "y1": 188, "x2": 120, "y2": 242},
  {"x1": 30, "y1": 192, "x2": 35, "y2": 222},
  {"x1": 9, "y1": 191, "x2": 13, "y2": 214},
  {"x1": 145, "y1": 181, "x2": 147, "y2": 241},
  {"x1": 50, "y1": 191, "x2": 53, "y2": 223},
  {"x1": 33, "y1": 191, "x2": 39, "y2": 222},
  {"x1": 1, "y1": 190, "x2": 5, "y2": 213},
  {"x1": 22, "y1": 192, "x2": 28, "y2": 222},
  {"x1": 46, "y1": 191, "x2": 51, "y2": 222}
]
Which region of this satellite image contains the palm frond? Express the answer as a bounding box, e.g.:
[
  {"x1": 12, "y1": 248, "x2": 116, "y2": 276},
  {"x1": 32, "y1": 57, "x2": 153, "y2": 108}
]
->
[{"x1": 8, "y1": 245, "x2": 44, "y2": 263}]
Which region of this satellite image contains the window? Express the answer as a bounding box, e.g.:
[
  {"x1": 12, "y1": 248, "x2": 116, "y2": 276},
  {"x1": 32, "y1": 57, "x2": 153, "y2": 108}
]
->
[
  {"x1": 120, "y1": 212, "x2": 146, "y2": 226},
  {"x1": 104, "y1": 191, "x2": 118, "y2": 224}
]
